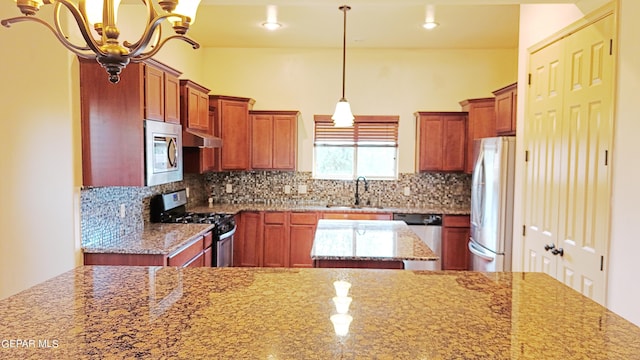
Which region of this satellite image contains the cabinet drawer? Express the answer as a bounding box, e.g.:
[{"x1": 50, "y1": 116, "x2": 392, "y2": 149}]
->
[
  {"x1": 290, "y1": 212, "x2": 317, "y2": 225},
  {"x1": 264, "y1": 212, "x2": 286, "y2": 224},
  {"x1": 443, "y1": 215, "x2": 470, "y2": 228},
  {"x1": 167, "y1": 236, "x2": 204, "y2": 267}
]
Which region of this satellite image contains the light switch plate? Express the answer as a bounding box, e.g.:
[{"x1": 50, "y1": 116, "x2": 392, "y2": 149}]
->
[
  {"x1": 298, "y1": 184, "x2": 307, "y2": 194},
  {"x1": 226, "y1": 184, "x2": 233, "y2": 193},
  {"x1": 403, "y1": 186, "x2": 411, "y2": 196},
  {"x1": 284, "y1": 185, "x2": 291, "y2": 194}
]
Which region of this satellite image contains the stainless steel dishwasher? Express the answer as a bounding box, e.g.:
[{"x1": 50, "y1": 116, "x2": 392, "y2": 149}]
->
[{"x1": 393, "y1": 213, "x2": 442, "y2": 270}]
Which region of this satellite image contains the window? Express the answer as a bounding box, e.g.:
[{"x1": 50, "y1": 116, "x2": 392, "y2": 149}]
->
[{"x1": 313, "y1": 115, "x2": 399, "y2": 180}]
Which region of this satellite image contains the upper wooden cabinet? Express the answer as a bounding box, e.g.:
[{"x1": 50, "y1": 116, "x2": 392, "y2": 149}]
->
[
  {"x1": 493, "y1": 82, "x2": 517, "y2": 136},
  {"x1": 210, "y1": 95, "x2": 255, "y2": 171},
  {"x1": 415, "y1": 112, "x2": 468, "y2": 172},
  {"x1": 250, "y1": 110, "x2": 299, "y2": 170},
  {"x1": 459, "y1": 98, "x2": 496, "y2": 173},
  {"x1": 78, "y1": 58, "x2": 181, "y2": 187},
  {"x1": 180, "y1": 80, "x2": 210, "y2": 132},
  {"x1": 143, "y1": 60, "x2": 182, "y2": 124}
]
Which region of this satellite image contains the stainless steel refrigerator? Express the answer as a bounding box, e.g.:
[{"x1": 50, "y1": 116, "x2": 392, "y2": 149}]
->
[{"x1": 469, "y1": 136, "x2": 516, "y2": 272}]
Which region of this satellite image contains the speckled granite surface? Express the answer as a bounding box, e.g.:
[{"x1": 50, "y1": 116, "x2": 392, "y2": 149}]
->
[
  {"x1": 188, "y1": 202, "x2": 470, "y2": 215},
  {"x1": 311, "y1": 220, "x2": 438, "y2": 261},
  {"x1": 81, "y1": 223, "x2": 214, "y2": 255},
  {"x1": 1, "y1": 267, "x2": 639, "y2": 359}
]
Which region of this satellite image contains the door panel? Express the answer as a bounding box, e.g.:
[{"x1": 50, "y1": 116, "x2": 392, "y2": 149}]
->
[{"x1": 523, "y1": 14, "x2": 614, "y2": 305}]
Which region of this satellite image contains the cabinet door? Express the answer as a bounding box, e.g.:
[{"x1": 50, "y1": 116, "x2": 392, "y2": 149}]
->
[
  {"x1": 263, "y1": 222, "x2": 288, "y2": 267},
  {"x1": 251, "y1": 114, "x2": 274, "y2": 169},
  {"x1": 186, "y1": 87, "x2": 205, "y2": 130},
  {"x1": 236, "y1": 212, "x2": 263, "y2": 267},
  {"x1": 416, "y1": 113, "x2": 466, "y2": 172},
  {"x1": 164, "y1": 72, "x2": 180, "y2": 124},
  {"x1": 272, "y1": 115, "x2": 297, "y2": 170},
  {"x1": 461, "y1": 98, "x2": 495, "y2": 173},
  {"x1": 221, "y1": 100, "x2": 250, "y2": 170},
  {"x1": 494, "y1": 85, "x2": 517, "y2": 136},
  {"x1": 145, "y1": 65, "x2": 165, "y2": 122},
  {"x1": 289, "y1": 212, "x2": 317, "y2": 268},
  {"x1": 442, "y1": 215, "x2": 470, "y2": 270}
]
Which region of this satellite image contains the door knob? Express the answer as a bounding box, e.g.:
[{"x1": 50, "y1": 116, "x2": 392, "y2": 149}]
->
[
  {"x1": 551, "y1": 248, "x2": 564, "y2": 257},
  {"x1": 544, "y1": 244, "x2": 555, "y2": 251}
]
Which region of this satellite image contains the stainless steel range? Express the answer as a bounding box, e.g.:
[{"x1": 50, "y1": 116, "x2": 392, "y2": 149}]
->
[{"x1": 150, "y1": 189, "x2": 236, "y2": 267}]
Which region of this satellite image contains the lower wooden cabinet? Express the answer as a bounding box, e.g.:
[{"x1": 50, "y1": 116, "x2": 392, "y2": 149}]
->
[
  {"x1": 235, "y1": 211, "x2": 263, "y2": 267},
  {"x1": 289, "y1": 212, "x2": 318, "y2": 268},
  {"x1": 235, "y1": 211, "x2": 319, "y2": 268},
  {"x1": 442, "y1": 215, "x2": 471, "y2": 270}
]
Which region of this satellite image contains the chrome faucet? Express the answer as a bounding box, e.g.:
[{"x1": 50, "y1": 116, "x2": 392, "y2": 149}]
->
[{"x1": 354, "y1": 176, "x2": 369, "y2": 206}]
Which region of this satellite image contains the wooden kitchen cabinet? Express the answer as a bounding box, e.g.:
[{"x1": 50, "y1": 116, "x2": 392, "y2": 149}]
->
[
  {"x1": 143, "y1": 59, "x2": 182, "y2": 124},
  {"x1": 235, "y1": 211, "x2": 263, "y2": 267},
  {"x1": 414, "y1": 112, "x2": 468, "y2": 172},
  {"x1": 460, "y1": 98, "x2": 496, "y2": 173},
  {"x1": 442, "y1": 215, "x2": 470, "y2": 270},
  {"x1": 183, "y1": 108, "x2": 218, "y2": 174},
  {"x1": 180, "y1": 80, "x2": 211, "y2": 132},
  {"x1": 263, "y1": 212, "x2": 289, "y2": 267},
  {"x1": 79, "y1": 58, "x2": 182, "y2": 187},
  {"x1": 493, "y1": 82, "x2": 517, "y2": 136},
  {"x1": 250, "y1": 110, "x2": 299, "y2": 170},
  {"x1": 289, "y1": 212, "x2": 318, "y2": 268},
  {"x1": 210, "y1": 95, "x2": 256, "y2": 171}
]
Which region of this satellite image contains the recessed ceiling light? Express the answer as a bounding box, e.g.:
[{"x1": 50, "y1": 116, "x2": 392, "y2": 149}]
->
[
  {"x1": 262, "y1": 21, "x2": 282, "y2": 31},
  {"x1": 423, "y1": 21, "x2": 439, "y2": 30}
]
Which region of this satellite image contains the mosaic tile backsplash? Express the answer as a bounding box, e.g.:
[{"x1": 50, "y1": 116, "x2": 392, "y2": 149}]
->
[
  {"x1": 81, "y1": 171, "x2": 470, "y2": 246},
  {"x1": 205, "y1": 171, "x2": 470, "y2": 208}
]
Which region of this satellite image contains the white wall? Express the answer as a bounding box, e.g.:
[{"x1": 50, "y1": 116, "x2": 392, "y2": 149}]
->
[
  {"x1": 0, "y1": 4, "x2": 80, "y2": 299},
  {"x1": 201, "y1": 47, "x2": 518, "y2": 172},
  {"x1": 608, "y1": 0, "x2": 640, "y2": 328}
]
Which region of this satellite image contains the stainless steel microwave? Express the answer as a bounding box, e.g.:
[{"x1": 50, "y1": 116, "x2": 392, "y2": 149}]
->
[{"x1": 144, "y1": 120, "x2": 183, "y2": 186}]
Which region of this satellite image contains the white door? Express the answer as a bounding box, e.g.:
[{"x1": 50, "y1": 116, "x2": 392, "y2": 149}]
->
[
  {"x1": 523, "y1": 39, "x2": 565, "y2": 278},
  {"x1": 523, "y1": 14, "x2": 614, "y2": 305},
  {"x1": 555, "y1": 14, "x2": 614, "y2": 304}
]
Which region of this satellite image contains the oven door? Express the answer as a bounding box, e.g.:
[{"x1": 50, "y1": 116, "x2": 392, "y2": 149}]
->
[
  {"x1": 216, "y1": 225, "x2": 236, "y2": 267},
  {"x1": 145, "y1": 120, "x2": 183, "y2": 186}
]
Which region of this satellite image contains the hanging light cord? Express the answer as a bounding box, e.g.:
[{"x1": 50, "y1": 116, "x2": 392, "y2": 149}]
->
[{"x1": 339, "y1": 5, "x2": 350, "y2": 100}]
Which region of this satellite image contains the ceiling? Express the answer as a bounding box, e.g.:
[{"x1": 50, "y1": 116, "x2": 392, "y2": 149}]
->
[{"x1": 184, "y1": 1, "x2": 579, "y2": 49}]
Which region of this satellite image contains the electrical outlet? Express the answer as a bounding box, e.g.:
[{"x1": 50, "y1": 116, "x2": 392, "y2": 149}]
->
[
  {"x1": 119, "y1": 204, "x2": 126, "y2": 218},
  {"x1": 226, "y1": 184, "x2": 233, "y2": 193},
  {"x1": 403, "y1": 186, "x2": 411, "y2": 196},
  {"x1": 284, "y1": 185, "x2": 291, "y2": 194},
  {"x1": 298, "y1": 184, "x2": 307, "y2": 194},
  {"x1": 186, "y1": 187, "x2": 190, "y2": 198}
]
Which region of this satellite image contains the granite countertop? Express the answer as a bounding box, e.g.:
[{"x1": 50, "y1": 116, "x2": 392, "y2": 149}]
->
[
  {"x1": 187, "y1": 202, "x2": 470, "y2": 215},
  {"x1": 311, "y1": 219, "x2": 438, "y2": 262},
  {"x1": 81, "y1": 223, "x2": 214, "y2": 255},
  {"x1": 1, "y1": 266, "x2": 639, "y2": 359}
]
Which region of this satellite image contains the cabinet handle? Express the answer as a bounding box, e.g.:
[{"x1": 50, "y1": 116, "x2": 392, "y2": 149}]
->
[{"x1": 544, "y1": 243, "x2": 555, "y2": 251}]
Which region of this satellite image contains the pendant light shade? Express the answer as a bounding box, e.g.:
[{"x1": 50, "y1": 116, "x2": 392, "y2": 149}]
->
[{"x1": 332, "y1": 5, "x2": 354, "y2": 127}]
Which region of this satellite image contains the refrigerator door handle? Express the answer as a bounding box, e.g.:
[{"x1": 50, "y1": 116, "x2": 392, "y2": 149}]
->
[{"x1": 468, "y1": 240, "x2": 495, "y2": 262}]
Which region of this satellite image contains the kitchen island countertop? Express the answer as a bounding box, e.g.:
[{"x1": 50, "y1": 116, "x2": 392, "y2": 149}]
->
[
  {"x1": 311, "y1": 219, "x2": 438, "y2": 262},
  {"x1": 1, "y1": 266, "x2": 639, "y2": 359}
]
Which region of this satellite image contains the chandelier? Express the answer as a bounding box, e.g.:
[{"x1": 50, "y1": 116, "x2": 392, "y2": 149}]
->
[
  {"x1": 1, "y1": 0, "x2": 202, "y2": 83},
  {"x1": 331, "y1": 5, "x2": 354, "y2": 127}
]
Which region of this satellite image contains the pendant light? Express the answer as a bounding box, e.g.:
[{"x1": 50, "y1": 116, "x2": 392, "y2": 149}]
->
[{"x1": 332, "y1": 5, "x2": 354, "y2": 127}]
